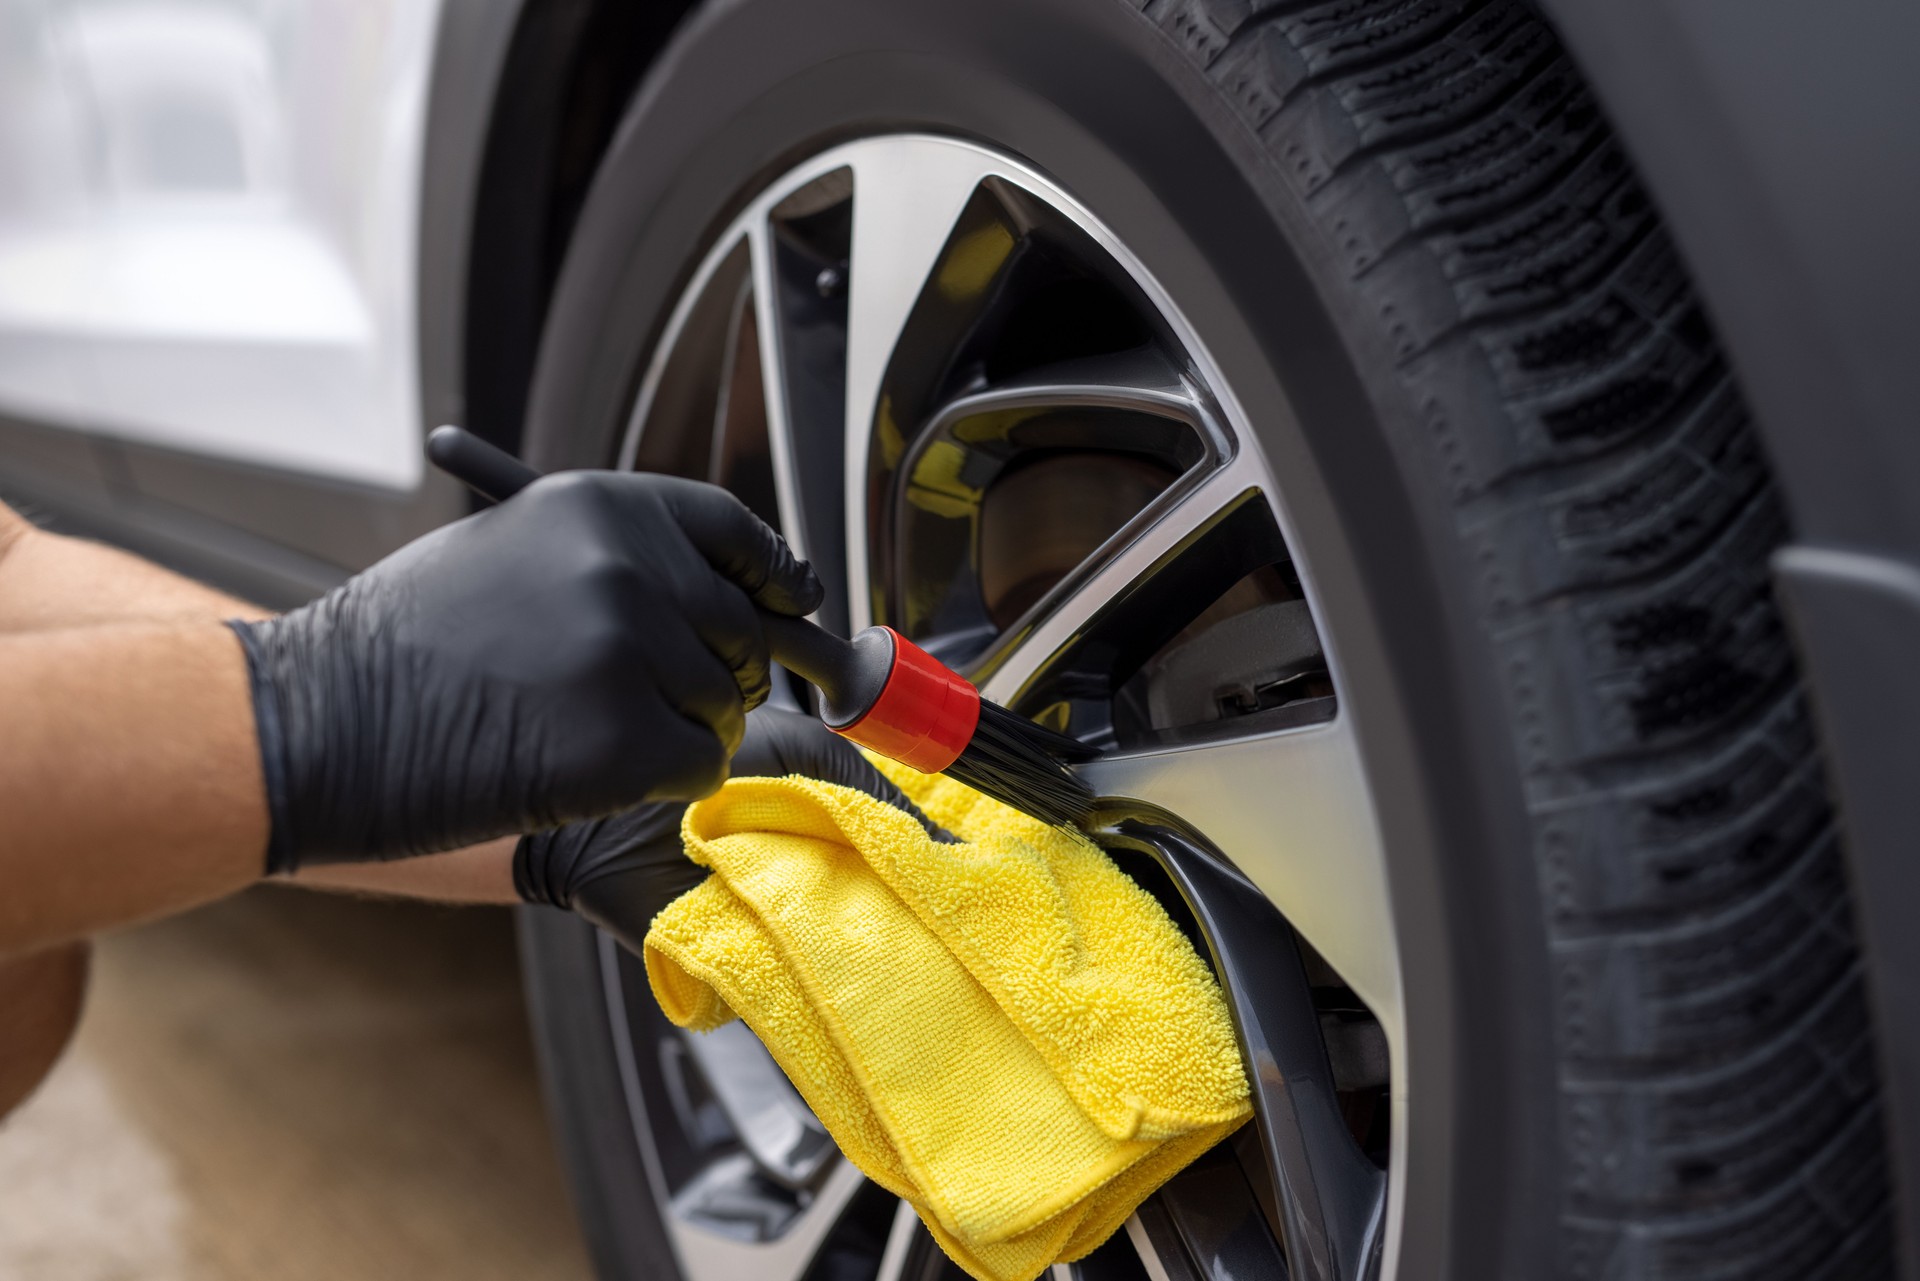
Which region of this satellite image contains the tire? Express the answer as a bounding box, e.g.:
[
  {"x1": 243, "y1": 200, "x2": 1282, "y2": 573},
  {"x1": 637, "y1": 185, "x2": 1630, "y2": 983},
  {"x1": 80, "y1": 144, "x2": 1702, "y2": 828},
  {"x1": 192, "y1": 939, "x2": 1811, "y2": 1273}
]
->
[{"x1": 516, "y1": 1, "x2": 1891, "y2": 1277}]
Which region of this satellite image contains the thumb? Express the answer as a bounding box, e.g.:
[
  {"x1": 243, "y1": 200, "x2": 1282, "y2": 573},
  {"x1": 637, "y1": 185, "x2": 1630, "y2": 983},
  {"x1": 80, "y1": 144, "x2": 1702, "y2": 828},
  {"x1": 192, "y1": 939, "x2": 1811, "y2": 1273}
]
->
[{"x1": 651, "y1": 477, "x2": 823, "y2": 616}]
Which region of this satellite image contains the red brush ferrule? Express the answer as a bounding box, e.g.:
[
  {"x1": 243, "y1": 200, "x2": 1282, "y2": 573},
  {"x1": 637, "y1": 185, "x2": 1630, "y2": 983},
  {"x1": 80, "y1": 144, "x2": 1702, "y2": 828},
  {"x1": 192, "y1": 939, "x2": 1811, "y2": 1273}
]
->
[{"x1": 834, "y1": 628, "x2": 980, "y2": 773}]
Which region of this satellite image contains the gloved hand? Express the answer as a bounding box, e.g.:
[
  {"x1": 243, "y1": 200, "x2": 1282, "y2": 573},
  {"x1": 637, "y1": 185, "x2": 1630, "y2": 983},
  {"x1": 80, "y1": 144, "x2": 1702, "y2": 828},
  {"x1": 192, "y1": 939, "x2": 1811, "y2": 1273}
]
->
[
  {"x1": 230, "y1": 471, "x2": 820, "y2": 872},
  {"x1": 516, "y1": 706, "x2": 949, "y2": 957}
]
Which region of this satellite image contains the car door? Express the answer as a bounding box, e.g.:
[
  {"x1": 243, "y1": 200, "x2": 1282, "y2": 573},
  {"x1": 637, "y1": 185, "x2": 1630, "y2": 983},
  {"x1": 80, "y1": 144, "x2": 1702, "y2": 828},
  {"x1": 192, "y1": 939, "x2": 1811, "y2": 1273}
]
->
[{"x1": 0, "y1": 0, "x2": 466, "y2": 605}]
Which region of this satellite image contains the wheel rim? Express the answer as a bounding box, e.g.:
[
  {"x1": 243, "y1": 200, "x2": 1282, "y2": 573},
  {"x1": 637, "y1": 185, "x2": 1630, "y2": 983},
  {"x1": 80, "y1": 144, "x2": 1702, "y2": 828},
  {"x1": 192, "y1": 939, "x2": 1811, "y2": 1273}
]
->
[{"x1": 599, "y1": 135, "x2": 1406, "y2": 1281}]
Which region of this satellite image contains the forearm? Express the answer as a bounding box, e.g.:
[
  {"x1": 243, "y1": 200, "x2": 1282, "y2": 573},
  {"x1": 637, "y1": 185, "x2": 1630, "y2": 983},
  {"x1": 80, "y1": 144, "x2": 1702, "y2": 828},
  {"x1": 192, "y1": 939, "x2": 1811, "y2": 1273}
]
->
[
  {"x1": 0, "y1": 503, "x2": 513, "y2": 904},
  {"x1": 0, "y1": 502, "x2": 268, "y2": 632},
  {"x1": 290, "y1": 838, "x2": 519, "y2": 904},
  {"x1": 0, "y1": 622, "x2": 266, "y2": 957}
]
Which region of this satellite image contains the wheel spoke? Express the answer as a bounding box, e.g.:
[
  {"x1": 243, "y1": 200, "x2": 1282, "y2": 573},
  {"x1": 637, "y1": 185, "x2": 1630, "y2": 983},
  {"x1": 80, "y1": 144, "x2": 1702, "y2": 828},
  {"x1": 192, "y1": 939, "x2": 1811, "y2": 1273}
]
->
[
  {"x1": 1125, "y1": 1214, "x2": 1184, "y2": 1281},
  {"x1": 968, "y1": 427, "x2": 1399, "y2": 1029},
  {"x1": 678, "y1": 1021, "x2": 835, "y2": 1190},
  {"x1": 667, "y1": 1157, "x2": 867, "y2": 1281},
  {"x1": 874, "y1": 1199, "x2": 921, "y2": 1281},
  {"x1": 924, "y1": 345, "x2": 1207, "y2": 427},
  {"x1": 1083, "y1": 723, "x2": 1397, "y2": 1035},
  {"x1": 747, "y1": 220, "x2": 811, "y2": 562},
  {"x1": 840, "y1": 138, "x2": 1001, "y2": 630},
  {"x1": 974, "y1": 453, "x2": 1397, "y2": 1277},
  {"x1": 975, "y1": 455, "x2": 1266, "y2": 703},
  {"x1": 1115, "y1": 827, "x2": 1386, "y2": 1281}
]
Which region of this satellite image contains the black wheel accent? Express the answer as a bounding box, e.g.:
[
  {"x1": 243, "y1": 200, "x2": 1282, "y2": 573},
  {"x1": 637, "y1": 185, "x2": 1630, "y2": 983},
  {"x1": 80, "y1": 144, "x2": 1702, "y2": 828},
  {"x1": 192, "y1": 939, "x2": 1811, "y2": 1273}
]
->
[
  {"x1": 514, "y1": 0, "x2": 1890, "y2": 1277},
  {"x1": 1108, "y1": 823, "x2": 1384, "y2": 1276}
]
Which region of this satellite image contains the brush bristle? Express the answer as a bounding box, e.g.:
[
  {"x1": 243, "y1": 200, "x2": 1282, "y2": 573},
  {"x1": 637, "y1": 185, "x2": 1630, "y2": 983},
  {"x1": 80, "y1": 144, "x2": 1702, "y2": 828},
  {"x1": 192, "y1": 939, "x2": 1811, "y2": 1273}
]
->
[{"x1": 944, "y1": 700, "x2": 1095, "y2": 827}]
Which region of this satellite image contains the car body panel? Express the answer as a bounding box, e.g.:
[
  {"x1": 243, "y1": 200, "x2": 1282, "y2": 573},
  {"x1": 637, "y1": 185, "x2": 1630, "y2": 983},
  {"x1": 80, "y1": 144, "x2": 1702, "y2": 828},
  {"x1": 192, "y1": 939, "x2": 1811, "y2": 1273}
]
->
[
  {"x1": 0, "y1": 0, "x2": 525, "y2": 606},
  {"x1": 0, "y1": 0, "x2": 449, "y2": 489},
  {"x1": 1530, "y1": 0, "x2": 1920, "y2": 1269}
]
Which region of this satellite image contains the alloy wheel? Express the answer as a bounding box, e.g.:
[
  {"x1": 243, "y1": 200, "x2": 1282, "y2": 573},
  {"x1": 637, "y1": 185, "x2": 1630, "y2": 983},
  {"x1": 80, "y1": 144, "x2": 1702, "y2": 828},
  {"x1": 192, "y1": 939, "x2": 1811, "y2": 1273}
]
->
[{"x1": 599, "y1": 135, "x2": 1403, "y2": 1281}]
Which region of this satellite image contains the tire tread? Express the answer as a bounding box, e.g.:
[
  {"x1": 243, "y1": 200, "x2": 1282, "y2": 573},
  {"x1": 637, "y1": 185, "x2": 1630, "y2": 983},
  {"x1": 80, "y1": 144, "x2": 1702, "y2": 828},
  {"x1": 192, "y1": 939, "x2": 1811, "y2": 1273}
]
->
[{"x1": 1141, "y1": 0, "x2": 1891, "y2": 1272}]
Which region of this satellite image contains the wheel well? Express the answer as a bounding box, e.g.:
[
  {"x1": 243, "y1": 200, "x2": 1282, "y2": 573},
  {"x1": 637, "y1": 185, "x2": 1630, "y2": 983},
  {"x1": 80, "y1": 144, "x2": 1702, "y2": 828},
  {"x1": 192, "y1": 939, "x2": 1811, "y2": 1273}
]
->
[{"x1": 462, "y1": 0, "x2": 702, "y2": 459}]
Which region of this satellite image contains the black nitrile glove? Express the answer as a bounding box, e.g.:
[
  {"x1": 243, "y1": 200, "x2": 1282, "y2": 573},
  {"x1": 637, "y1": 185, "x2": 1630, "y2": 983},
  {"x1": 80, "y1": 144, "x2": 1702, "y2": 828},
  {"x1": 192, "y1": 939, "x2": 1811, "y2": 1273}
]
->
[
  {"x1": 516, "y1": 706, "x2": 950, "y2": 957},
  {"x1": 230, "y1": 472, "x2": 820, "y2": 872}
]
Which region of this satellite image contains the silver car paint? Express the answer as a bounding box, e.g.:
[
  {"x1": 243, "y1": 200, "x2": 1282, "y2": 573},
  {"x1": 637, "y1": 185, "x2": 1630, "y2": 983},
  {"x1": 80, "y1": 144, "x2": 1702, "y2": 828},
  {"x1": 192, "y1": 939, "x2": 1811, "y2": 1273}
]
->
[{"x1": 0, "y1": 0, "x2": 443, "y2": 489}]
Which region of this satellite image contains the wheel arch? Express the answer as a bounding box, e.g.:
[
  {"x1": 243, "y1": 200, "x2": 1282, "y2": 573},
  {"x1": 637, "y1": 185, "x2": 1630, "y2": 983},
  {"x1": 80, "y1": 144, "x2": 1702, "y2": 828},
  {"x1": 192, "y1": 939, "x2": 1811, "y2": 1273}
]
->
[
  {"x1": 418, "y1": 0, "x2": 704, "y2": 463},
  {"x1": 1535, "y1": 3, "x2": 1920, "y2": 1271},
  {"x1": 1531, "y1": 0, "x2": 1920, "y2": 556}
]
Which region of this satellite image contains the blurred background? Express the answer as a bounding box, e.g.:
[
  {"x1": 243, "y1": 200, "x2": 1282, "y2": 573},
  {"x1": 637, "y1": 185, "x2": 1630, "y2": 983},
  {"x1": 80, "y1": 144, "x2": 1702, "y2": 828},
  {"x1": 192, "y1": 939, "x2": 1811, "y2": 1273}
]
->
[
  {"x1": 0, "y1": 891, "x2": 590, "y2": 1280},
  {"x1": 0, "y1": 0, "x2": 430, "y2": 484}
]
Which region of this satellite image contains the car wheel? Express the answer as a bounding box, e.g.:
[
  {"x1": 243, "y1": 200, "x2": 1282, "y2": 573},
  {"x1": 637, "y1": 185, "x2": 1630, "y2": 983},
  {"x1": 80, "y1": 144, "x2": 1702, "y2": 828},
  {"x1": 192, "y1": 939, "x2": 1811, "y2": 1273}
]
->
[{"x1": 515, "y1": 2, "x2": 1892, "y2": 1278}]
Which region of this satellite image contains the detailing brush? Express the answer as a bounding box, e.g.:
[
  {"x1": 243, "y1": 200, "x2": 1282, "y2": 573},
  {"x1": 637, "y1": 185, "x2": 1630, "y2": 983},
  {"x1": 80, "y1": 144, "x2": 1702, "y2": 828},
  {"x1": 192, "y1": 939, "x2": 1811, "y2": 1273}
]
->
[{"x1": 426, "y1": 426, "x2": 1096, "y2": 827}]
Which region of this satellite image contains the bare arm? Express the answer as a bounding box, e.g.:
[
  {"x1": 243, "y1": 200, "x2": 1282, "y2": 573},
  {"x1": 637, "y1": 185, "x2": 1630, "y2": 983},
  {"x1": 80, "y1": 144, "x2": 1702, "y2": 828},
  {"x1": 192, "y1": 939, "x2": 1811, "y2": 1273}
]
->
[
  {"x1": 0, "y1": 503, "x2": 271, "y2": 629},
  {"x1": 0, "y1": 503, "x2": 516, "y2": 927},
  {"x1": 292, "y1": 839, "x2": 518, "y2": 903},
  {"x1": 0, "y1": 621, "x2": 267, "y2": 956}
]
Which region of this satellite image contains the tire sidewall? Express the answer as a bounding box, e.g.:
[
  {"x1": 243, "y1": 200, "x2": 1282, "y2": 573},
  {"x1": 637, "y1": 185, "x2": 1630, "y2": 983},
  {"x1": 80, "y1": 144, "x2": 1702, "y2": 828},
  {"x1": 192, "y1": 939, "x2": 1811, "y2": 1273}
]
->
[{"x1": 520, "y1": 2, "x2": 1561, "y2": 1277}]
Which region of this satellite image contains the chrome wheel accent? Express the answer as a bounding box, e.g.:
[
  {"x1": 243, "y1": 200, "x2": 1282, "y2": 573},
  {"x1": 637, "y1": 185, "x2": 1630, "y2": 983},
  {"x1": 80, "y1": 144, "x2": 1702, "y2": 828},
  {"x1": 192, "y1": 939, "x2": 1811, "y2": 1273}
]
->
[{"x1": 605, "y1": 134, "x2": 1406, "y2": 1281}]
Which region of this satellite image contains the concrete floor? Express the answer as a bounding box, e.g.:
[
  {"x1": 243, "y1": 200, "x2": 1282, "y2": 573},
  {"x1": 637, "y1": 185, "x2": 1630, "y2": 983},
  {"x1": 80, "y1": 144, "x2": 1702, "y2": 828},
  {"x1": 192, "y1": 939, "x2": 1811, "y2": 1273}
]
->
[{"x1": 0, "y1": 889, "x2": 595, "y2": 1281}]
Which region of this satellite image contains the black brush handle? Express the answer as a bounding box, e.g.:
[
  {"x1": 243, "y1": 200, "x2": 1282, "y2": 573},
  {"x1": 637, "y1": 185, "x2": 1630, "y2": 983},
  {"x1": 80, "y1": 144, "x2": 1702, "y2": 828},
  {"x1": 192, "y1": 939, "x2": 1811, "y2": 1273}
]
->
[
  {"x1": 759, "y1": 614, "x2": 897, "y2": 727},
  {"x1": 427, "y1": 424, "x2": 542, "y2": 501},
  {"x1": 425, "y1": 425, "x2": 874, "y2": 714},
  {"x1": 756, "y1": 613, "x2": 855, "y2": 705}
]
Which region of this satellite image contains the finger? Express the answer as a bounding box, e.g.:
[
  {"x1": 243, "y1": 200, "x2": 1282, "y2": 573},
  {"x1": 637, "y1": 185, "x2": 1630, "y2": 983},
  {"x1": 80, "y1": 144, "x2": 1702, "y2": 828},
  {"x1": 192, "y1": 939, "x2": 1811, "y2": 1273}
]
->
[
  {"x1": 650, "y1": 477, "x2": 823, "y2": 616},
  {"x1": 638, "y1": 704, "x2": 736, "y2": 802},
  {"x1": 636, "y1": 612, "x2": 749, "y2": 760},
  {"x1": 653, "y1": 535, "x2": 774, "y2": 712}
]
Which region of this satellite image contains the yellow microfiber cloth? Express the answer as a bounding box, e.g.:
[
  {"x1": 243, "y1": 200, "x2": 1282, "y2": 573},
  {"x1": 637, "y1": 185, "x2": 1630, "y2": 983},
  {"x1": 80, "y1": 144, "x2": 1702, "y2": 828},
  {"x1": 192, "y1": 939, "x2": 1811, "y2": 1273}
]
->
[{"x1": 641, "y1": 759, "x2": 1253, "y2": 1281}]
